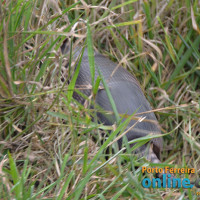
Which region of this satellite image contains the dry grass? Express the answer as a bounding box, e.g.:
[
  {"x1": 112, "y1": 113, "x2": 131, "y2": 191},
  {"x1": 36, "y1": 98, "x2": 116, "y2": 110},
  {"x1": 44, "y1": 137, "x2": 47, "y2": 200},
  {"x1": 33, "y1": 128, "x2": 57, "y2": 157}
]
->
[{"x1": 0, "y1": 0, "x2": 200, "y2": 199}]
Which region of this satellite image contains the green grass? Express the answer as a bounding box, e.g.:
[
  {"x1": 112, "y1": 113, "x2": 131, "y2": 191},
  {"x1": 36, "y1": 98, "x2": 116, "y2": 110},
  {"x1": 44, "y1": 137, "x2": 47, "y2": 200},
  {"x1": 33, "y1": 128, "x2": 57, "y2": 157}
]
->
[{"x1": 0, "y1": 0, "x2": 200, "y2": 199}]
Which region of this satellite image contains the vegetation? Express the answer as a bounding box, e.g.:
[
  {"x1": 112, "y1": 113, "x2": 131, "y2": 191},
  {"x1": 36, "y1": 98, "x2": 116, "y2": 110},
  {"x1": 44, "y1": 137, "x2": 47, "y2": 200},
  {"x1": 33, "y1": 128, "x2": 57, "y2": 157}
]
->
[{"x1": 0, "y1": 0, "x2": 199, "y2": 199}]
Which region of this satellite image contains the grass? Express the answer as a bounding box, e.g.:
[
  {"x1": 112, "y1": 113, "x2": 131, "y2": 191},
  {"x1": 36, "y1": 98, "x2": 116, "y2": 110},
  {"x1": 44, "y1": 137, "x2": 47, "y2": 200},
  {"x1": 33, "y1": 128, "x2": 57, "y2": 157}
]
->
[{"x1": 0, "y1": 0, "x2": 200, "y2": 199}]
